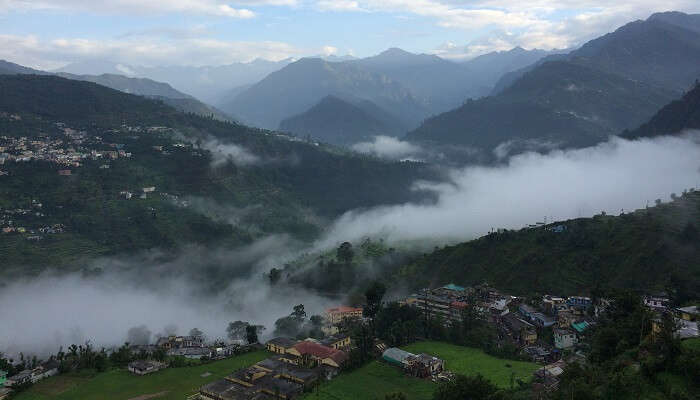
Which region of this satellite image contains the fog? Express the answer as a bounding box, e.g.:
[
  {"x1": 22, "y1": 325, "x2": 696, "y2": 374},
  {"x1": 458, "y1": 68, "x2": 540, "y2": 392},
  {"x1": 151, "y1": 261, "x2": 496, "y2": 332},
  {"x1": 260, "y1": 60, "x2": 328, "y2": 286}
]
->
[
  {"x1": 203, "y1": 139, "x2": 261, "y2": 167},
  {"x1": 319, "y1": 132, "x2": 700, "y2": 246},
  {"x1": 351, "y1": 135, "x2": 424, "y2": 160},
  {"x1": 0, "y1": 237, "x2": 332, "y2": 357},
  {"x1": 2, "y1": 132, "x2": 700, "y2": 357}
]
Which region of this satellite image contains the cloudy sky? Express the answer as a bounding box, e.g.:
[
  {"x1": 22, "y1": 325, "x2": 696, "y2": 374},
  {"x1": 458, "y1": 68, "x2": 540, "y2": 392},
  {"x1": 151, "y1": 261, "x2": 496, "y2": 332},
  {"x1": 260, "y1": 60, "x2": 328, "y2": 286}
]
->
[{"x1": 1, "y1": 0, "x2": 700, "y2": 69}]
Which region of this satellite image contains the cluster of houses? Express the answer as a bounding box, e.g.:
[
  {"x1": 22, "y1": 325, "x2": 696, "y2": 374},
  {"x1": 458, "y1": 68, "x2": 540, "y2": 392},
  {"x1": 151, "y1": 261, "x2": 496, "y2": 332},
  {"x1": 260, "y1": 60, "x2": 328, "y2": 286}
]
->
[
  {"x1": 0, "y1": 200, "x2": 66, "y2": 239},
  {"x1": 402, "y1": 284, "x2": 598, "y2": 362},
  {"x1": 197, "y1": 336, "x2": 351, "y2": 400},
  {"x1": 644, "y1": 294, "x2": 699, "y2": 341},
  {"x1": 0, "y1": 360, "x2": 60, "y2": 398}
]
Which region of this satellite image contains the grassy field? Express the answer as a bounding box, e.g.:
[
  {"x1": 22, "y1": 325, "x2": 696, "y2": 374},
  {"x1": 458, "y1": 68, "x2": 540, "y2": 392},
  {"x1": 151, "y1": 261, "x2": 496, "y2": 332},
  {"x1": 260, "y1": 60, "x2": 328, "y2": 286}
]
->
[
  {"x1": 681, "y1": 337, "x2": 700, "y2": 351},
  {"x1": 402, "y1": 341, "x2": 540, "y2": 389},
  {"x1": 303, "y1": 341, "x2": 540, "y2": 400},
  {"x1": 303, "y1": 361, "x2": 435, "y2": 400},
  {"x1": 12, "y1": 350, "x2": 268, "y2": 400}
]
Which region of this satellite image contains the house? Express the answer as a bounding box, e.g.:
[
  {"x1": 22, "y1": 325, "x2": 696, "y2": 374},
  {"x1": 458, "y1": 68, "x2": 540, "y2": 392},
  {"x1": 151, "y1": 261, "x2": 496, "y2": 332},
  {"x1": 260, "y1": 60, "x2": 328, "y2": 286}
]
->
[
  {"x1": 266, "y1": 337, "x2": 298, "y2": 355},
  {"x1": 31, "y1": 361, "x2": 59, "y2": 382},
  {"x1": 320, "y1": 334, "x2": 351, "y2": 350},
  {"x1": 167, "y1": 347, "x2": 211, "y2": 359},
  {"x1": 156, "y1": 335, "x2": 204, "y2": 349},
  {"x1": 406, "y1": 353, "x2": 445, "y2": 377},
  {"x1": 382, "y1": 348, "x2": 414, "y2": 369},
  {"x1": 324, "y1": 306, "x2": 363, "y2": 325},
  {"x1": 676, "y1": 306, "x2": 699, "y2": 321},
  {"x1": 566, "y1": 296, "x2": 592, "y2": 310},
  {"x1": 644, "y1": 295, "x2": 670, "y2": 310},
  {"x1": 518, "y1": 304, "x2": 537, "y2": 319},
  {"x1": 292, "y1": 341, "x2": 347, "y2": 369},
  {"x1": 554, "y1": 329, "x2": 577, "y2": 349},
  {"x1": 531, "y1": 312, "x2": 556, "y2": 328},
  {"x1": 571, "y1": 321, "x2": 591, "y2": 335},
  {"x1": 142, "y1": 186, "x2": 156, "y2": 193},
  {"x1": 57, "y1": 169, "x2": 71, "y2": 176},
  {"x1": 502, "y1": 312, "x2": 538, "y2": 345},
  {"x1": 128, "y1": 360, "x2": 165, "y2": 375},
  {"x1": 4, "y1": 370, "x2": 32, "y2": 387}
]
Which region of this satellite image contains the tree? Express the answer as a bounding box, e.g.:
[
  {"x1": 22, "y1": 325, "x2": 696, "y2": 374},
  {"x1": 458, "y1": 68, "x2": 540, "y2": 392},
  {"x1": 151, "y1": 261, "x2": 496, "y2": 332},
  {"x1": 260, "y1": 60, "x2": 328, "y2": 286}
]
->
[
  {"x1": 227, "y1": 321, "x2": 250, "y2": 341},
  {"x1": 337, "y1": 241, "x2": 354, "y2": 265},
  {"x1": 268, "y1": 268, "x2": 282, "y2": 285},
  {"x1": 246, "y1": 325, "x2": 259, "y2": 344},
  {"x1": 292, "y1": 304, "x2": 306, "y2": 322},
  {"x1": 364, "y1": 281, "x2": 386, "y2": 320}
]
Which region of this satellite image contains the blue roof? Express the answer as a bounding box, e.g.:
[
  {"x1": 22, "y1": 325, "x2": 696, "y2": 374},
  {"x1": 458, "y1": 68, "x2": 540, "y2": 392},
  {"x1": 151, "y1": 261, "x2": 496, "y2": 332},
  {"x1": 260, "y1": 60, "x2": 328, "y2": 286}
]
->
[{"x1": 443, "y1": 283, "x2": 466, "y2": 291}]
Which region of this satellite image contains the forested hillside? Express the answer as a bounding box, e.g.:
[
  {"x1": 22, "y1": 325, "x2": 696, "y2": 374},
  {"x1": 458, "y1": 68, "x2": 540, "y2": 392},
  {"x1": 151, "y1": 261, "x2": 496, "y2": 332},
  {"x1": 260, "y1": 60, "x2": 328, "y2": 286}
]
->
[
  {"x1": 397, "y1": 191, "x2": 700, "y2": 297},
  {"x1": 0, "y1": 75, "x2": 438, "y2": 273}
]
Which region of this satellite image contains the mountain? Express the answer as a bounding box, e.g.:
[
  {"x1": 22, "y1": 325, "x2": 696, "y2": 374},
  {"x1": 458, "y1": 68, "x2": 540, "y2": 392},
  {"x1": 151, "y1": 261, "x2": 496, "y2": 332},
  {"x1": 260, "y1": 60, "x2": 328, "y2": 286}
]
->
[
  {"x1": 624, "y1": 82, "x2": 700, "y2": 139},
  {"x1": 56, "y1": 58, "x2": 293, "y2": 103},
  {"x1": 494, "y1": 12, "x2": 700, "y2": 95},
  {"x1": 349, "y1": 47, "x2": 554, "y2": 115},
  {"x1": 278, "y1": 95, "x2": 408, "y2": 145},
  {"x1": 0, "y1": 61, "x2": 234, "y2": 121},
  {"x1": 406, "y1": 61, "x2": 676, "y2": 152},
  {"x1": 56, "y1": 73, "x2": 234, "y2": 121},
  {"x1": 462, "y1": 47, "x2": 560, "y2": 94},
  {"x1": 569, "y1": 13, "x2": 700, "y2": 93},
  {"x1": 408, "y1": 12, "x2": 700, "y2": 155},
  {"x1": 0, "y1": 74, "x2": 437, "y2": 270},
  {"x1": 0, "y1": 60, "x2": 48, "y2": 75},
  {"x1": 350, "y1": 48, "x2": 478, "y2": 114},
  {"x1": 221, "y1": 57, "x2": 428, "y2": 130}
]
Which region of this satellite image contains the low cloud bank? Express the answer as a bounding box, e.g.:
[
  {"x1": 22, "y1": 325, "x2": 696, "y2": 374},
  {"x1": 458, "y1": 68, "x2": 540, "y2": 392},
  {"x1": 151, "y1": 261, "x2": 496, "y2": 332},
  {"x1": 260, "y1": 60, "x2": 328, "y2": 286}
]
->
[
  {"x1": 0, "y1": 237, "x2": 331, "y2": 356},
  {"x1": 320, "y1": 133, "x2": 700, "y2": 246},
  {"x1": 351, "y1": 136, "x2": 424, "y2": 161},
  {"x1": 203, "y1": 139, "x2": 261, "y2": 167}
]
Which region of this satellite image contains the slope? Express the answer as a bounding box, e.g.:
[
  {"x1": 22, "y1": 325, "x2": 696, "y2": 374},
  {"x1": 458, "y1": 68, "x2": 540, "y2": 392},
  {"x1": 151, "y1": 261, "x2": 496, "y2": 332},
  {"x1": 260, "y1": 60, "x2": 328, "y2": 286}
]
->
[
  {"x1": 397, "y1": 191, "x2": 700, "y2": 296},
  {"x1": 278, "y1": 95, "x2": 407, "y2": 145},
  {"x1": 407, "y1": 61, "x2": 676, "y2": 151},
  {"x1": 624, "y1": 82, "x2": 700, "y2": 139}
]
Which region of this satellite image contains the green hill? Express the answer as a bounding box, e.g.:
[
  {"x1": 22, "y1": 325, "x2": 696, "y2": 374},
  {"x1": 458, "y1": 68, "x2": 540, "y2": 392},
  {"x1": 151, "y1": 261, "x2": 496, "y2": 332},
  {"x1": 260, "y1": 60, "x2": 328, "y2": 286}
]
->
[
  {"x1": 0, "y1": 75, "x2": 437, "y2": 273},
  {"x1": 395, "y1": 191, "x2": 700, "y2": 296}
]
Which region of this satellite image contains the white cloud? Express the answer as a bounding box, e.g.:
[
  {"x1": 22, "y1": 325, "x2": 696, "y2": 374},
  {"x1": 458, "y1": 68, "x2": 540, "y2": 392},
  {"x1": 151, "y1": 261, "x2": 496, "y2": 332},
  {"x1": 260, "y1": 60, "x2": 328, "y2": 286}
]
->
[
  {"x1": 351, "y1": 136, "x2": 423, "y2": 160},
  {"x1": 0, "y1": 0, "x2": 278, "y2": 18},
  {"x1": 0, "y1": 34, "x2": 302, "y2": 70},
  {"x1": 321, "y1": 45, "x2": 338, "y2": 56},
  {"x1": 320, "y1": 133, "x2": 700, "y2": 246},
  {"x1": 203, "y1": 139, "x2": 261, "y2": 167}
]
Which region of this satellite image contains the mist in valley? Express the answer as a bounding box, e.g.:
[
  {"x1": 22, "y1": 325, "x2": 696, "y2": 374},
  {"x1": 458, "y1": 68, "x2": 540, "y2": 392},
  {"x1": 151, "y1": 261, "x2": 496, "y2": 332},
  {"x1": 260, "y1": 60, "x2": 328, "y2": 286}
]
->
[{"x1": 2, "y1": 132, "x2": 700, "y2": 357}]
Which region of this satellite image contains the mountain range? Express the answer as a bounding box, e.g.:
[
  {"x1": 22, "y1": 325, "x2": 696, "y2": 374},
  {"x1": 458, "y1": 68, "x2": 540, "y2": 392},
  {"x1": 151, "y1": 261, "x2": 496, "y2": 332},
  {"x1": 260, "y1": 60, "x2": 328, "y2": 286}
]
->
[{"x1": 407, "y1": 12, "x2": 700, "y2": 156}]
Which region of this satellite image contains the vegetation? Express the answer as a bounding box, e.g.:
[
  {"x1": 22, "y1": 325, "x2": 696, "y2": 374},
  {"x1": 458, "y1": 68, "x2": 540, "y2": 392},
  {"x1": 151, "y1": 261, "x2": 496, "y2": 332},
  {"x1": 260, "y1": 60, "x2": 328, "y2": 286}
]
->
[
  {"x1": 395, "y1": 191, "x2": 700, "y2": 297},
  {"x1": 11, "y1": 350, "x2": 268, "y2": 400},
  {"x1": 302, "y1": 360, "x2": 435, "y2": 400}
]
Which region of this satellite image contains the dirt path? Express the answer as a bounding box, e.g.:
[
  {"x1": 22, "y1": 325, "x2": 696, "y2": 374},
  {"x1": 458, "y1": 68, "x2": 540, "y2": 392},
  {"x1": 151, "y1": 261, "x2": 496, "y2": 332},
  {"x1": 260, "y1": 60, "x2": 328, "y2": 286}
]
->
[{"x1": 127, "y1": 391, "x2": 169, "y2": 400}]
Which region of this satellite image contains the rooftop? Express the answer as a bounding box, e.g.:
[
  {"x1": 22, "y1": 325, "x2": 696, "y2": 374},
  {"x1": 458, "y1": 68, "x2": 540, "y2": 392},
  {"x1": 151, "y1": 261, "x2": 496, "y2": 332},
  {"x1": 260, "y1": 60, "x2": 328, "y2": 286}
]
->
[{"x1": 266, "y1": 337, "x2": 297, "y2": 348}]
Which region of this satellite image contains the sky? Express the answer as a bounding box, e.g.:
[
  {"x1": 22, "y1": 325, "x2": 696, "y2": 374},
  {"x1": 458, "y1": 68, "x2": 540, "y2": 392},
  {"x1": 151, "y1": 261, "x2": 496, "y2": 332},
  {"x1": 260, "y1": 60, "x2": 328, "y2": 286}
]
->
[{"x1": 1, "y1": 0, "x2": 699, "y2": 69}]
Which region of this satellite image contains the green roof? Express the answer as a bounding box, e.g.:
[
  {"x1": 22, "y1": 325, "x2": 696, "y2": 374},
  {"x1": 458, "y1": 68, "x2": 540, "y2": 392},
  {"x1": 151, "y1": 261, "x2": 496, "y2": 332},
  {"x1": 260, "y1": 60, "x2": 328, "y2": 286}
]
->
[
  {"x1": 571, "y1": 321, "x2": 590, "y2": 333},
  {"x1": 443, "y1": 283, "x2": 466, "y2": 291}
]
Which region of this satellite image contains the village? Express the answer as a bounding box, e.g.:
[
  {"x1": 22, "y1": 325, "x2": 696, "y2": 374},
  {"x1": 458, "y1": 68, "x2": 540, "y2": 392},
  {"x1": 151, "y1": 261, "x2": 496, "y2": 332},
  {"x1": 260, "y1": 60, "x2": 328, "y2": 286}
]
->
[{"x1": 1, "y1": 282, "x2": 698, "y2": 400}]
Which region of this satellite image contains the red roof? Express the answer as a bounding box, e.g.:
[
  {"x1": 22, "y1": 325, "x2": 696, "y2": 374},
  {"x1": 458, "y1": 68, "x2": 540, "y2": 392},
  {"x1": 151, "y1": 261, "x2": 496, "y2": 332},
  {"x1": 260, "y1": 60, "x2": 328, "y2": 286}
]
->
[
  {"x1": 293, "y1": 341, "x2": 339, "y2": 359},
  {"x1": 451, "y1": 301, "x2": 468, "y2": 309}
]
